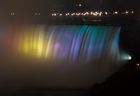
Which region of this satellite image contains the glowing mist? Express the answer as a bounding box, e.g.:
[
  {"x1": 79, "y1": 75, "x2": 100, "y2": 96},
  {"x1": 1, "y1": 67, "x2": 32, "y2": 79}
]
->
[{"x1": 0, "y1": 25, "x2": 121, "y2": 88}]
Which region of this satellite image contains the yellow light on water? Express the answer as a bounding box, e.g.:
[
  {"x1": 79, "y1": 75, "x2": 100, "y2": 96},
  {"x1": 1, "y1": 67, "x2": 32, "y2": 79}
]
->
[
  {"x1": 3, "y1": 26, "x2": 56, "y2": 59},
  {"x1": 37, "y1": 31, "x2": 45, "y2": 57}
]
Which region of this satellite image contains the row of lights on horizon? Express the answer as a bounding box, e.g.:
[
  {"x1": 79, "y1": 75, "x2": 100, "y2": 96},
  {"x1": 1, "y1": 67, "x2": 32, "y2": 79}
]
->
[
  {"x1": 54, "y1": 4, "x2": 82, "y2": 7},
  {"x1": 113, "y1": 11, "x2": 133, "y2": 14},
  {"x1": 65, "y1": 12, "x2": 102, "y2": 16},
  {"x1": 52, "y1": 11, "x2": 134, "y2": 16},
  {"x1": 9, "y1": 11, "x2": 134, "y2": 16},
  {"x1": 10, "y1": 13, "x2": 41, "y2": 16}
]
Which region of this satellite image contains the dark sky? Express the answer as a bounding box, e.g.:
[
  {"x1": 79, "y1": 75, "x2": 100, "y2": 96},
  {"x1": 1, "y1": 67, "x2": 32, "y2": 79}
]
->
[{"x1": 0, "y1": 0, "x2": 139, "y2": 12}]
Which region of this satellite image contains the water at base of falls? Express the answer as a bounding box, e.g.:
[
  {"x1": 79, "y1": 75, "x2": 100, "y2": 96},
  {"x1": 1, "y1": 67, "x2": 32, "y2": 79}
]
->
[{"x1": 0, "y1": 24, "x2": 121, "y2": 88}]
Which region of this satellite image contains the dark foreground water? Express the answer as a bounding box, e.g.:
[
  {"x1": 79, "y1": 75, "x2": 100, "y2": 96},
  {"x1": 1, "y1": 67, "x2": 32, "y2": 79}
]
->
[{"x1": 0, "y1": 88, "x2": 88, "y2": 96}]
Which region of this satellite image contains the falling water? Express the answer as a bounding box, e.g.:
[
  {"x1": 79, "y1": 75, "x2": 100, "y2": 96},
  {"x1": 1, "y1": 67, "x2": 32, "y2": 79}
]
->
[{"x1": 0, "y1": 24, "x2": 121, "y2": 88}]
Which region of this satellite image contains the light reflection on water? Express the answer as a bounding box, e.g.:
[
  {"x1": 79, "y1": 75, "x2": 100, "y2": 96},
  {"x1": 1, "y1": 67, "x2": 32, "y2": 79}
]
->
[
  {"x1": 0, "y1": 24, "x2": 121, "y2": 89},
  {"x1": 1, "y1": 25, "x2": 120, "y2": 63}
]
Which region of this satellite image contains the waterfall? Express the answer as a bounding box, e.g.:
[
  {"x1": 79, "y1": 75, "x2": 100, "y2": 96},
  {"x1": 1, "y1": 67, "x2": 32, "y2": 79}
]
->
[{"x1": 0, "y1": 24, "x2": 121, "y2": 88}]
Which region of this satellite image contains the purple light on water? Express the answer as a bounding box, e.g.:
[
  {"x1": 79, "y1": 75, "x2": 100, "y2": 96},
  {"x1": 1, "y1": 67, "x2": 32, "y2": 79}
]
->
[
  {"x1": 0, "y1": 25, "x2": 124, "y2": 89},
  {"x1": 54, "y1": 42, "x2": 60, "y2": 49}
]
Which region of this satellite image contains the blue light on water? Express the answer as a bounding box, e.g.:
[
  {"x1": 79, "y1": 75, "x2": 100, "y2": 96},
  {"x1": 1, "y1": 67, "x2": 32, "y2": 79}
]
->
[
  {"x1": 2, "y1": 25, "x2": 121, "y2": 63},
  {"x1": 0, "y1": 25, "x2": 123, "y2": 88}
]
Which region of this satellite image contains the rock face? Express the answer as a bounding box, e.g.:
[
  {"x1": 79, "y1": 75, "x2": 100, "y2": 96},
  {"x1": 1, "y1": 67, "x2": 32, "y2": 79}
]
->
[{"x1": 88, "y1": 61, "x2": 140, "y2": 96}]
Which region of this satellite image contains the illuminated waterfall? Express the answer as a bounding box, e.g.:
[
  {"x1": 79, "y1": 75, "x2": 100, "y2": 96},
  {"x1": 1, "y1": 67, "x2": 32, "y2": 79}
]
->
[
  {"x1": 0, "y1": 25, "x2": 121, "y2": 88},
  {"x1": 2, "y1": 25, "x2": 120, "y2": 62}
]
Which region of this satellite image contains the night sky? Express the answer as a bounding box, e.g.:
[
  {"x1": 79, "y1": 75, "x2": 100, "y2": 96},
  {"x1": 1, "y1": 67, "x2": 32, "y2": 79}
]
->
[{"x1": 0, "y1": 0, "x2": 140, "y2": 12}]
